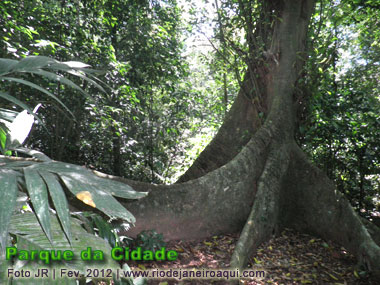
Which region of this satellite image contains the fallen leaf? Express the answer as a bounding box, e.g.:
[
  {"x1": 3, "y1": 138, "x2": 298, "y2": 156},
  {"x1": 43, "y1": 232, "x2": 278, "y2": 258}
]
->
[
  {"x1": 175, "y1": 246, "x2": 184, "y2": 252},
  {"x1": 353, "y1": 270, "x2": 360, "y2": 278},
  {"x1": 321, "y1": 242, "x2": 329, "y2": 248},
  {"x1": 328, "y1": 273, "x2": 339, "y2": 281},
  {"x1": 253, "y1": 257, "x2": 262, "y2": 264}
]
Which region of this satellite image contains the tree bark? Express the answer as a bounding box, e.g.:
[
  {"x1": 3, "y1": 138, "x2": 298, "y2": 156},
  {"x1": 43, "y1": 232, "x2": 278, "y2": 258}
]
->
[
  {"x1": 176, "y1": 72, "x2": 259, "y2": 183},
  {"x1": 277, "y1": 144, "x2": 380, "y2": 277}
]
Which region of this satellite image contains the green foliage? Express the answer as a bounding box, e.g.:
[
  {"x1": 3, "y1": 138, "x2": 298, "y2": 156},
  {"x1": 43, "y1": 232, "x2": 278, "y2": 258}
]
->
[
  {"x1": 131, "y1": 230, "x2": 166, "y2": 253},
  {"x1": 0, "y1": 0, "x2": 198, "y2": 183},
  {"x1": 10, "y1": 212, "x2": 119, "y2": 270},
  {"x1": 0, "y1": 156, "x2": 147, "y2": 250},
  {"x1": 0, "y1": 53, "x2": 147, "y2": 285},
  {"x1": 297, "y1": 0, "x2": 380, "y2": 217},
  {"x1": 0, "y1": 51, "x2": 149, "y2": 264},
  {"x1": 0, "y1": 55, "x2": 105, "y2": 155},
  {"x1": 0, "y1": 56, "x2": 101, "y2": 111},
  {"x1": 0, "y1": 0, "x2": 237, "y2": 183},
  {"x1": 78, "y1": 212, "x2": 119, "y2": 248},
  {"x1": 0, "y1": 211, "x2": 120, "y2": 284}
]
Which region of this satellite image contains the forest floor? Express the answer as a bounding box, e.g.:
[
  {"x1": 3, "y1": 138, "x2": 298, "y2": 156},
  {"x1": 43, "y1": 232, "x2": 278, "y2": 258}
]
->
[{"x1": 127, "y1": 228, "x2": 378, "y2": 285}]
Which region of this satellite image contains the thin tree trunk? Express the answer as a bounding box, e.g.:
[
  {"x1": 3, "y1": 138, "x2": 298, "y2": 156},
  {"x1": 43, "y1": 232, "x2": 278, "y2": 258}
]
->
[{"x1": 112, "y1": 128, "x2": 122, "y2": 177}]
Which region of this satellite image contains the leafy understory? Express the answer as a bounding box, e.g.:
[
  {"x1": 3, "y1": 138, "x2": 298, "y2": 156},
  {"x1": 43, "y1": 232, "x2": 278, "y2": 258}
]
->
[
  {"x1": 0, "y1": 154, "x2": 148, "y2": 285},
  {"x1": 0, "y1": 154, "x2": 147, "y2": 247},
  {"x1": 0, "y1": 56, "x2": 104, "y2": 116}
]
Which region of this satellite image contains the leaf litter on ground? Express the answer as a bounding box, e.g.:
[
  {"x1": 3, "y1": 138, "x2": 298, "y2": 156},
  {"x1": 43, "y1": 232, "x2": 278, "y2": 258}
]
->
[{"x1": 100, "y1": 228, "x2": 378, "y2": 284}]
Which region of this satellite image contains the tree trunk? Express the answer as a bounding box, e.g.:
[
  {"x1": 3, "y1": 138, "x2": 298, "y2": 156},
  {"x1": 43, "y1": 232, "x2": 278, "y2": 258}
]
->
[
  {"x1": 176, "y1": 71, "x2": 259, "y2": 183},
  {"x1": 94, "y1": 0, "x2": 380, "y2": 278}
]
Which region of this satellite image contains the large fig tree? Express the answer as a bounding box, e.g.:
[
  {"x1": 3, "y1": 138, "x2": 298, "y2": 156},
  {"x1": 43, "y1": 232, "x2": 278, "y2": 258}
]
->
[{"x1": 106, "y1": 0, "x2": 380, "y2": 277}]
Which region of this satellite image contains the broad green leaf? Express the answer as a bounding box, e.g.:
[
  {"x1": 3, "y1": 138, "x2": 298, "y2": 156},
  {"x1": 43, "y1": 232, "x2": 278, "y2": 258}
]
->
[
  {"x1": 0, "y1": 108, "x2": 18, "y2": 122},
  {"x1": 24, "y1": 168, "x2": 52, "y2": 243},
  {"x1": 0, "y1": 127, "x2": 8, "y2": 154},
  {"x1": 49, "y1": 61, "x2": 90, "y2": 71},
  {"x1": 13, "y1": 147, "x2": 51, "y2": 161},
  {"x1": 9, "y1": 212, "x2": 119, "y2": 280},
  {"x1": 37, "y1": 161, "x2": 147, "y2": 199},
  {"x1": 10, "y1": 56, "x2": 57, "y2": 72},
  {"x1": 92, "y1": 215, "x2": 117, "y2": 247},
  {"x1": 0, "y1": 254, "x2": 12, "y2": 285},
  {"x1": 70, "y1": 212, "x2": 94, "y2": 234},
  {"x1": 39, "y1": 171, "x2": 72, "y2": 244},
  {"x1": 0, "y1": 157, "x2": 38, "y2": 169},
  {"x1": 0, "y1": 92, "x2": 42, "y2": 126},
  {"x1": 1, "y1": 77, "x2": 73, "y2": 117},
  {"x1": 0, "y1": 58, "x2": 18, "y2": 75},
  {"x1": 60, "y1": 174, "x2": 136, "y2": 223},
  {"x1": 28, "y1": 70, "x2": 94, "y2": 101},
  {"x1": 91, "y1": 175, "x2": 147, "y2": 200},
  {"x1": 86, "y1": 72, "x2": 112, "y2": 91},
  {"x1": 65, "y1": 69, "x2": 106, "y2": 93},
  {"x1": 11, "y1": 260, "x2": 76, "y2": 285},
  {"x1": 0, "y1": 169, "x2": 18, "y2": 249}
]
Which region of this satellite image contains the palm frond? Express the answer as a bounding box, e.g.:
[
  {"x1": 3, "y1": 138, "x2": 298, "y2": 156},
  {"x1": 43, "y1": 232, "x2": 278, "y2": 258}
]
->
[
  {"x1": 9, "y1": 212, "x2": 119, "y2": 273},
  {"x1": 0, "y1": 155, "x2": 148, "y2": 248},
  {"x1": 0, "y1": 55, "x2": 106, "y2": 118}
]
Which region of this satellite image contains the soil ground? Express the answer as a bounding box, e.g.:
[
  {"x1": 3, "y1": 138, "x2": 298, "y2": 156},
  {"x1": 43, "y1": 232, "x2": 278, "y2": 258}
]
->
[{"x1": 127, "y1": 228, "x2": 377, "y2": 284}]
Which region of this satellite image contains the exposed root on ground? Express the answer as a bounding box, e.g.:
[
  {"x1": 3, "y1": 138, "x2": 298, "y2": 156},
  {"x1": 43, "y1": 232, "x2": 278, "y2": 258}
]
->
[{"x1": 230, "y1": 145, "x2": 290, "y2": 270}]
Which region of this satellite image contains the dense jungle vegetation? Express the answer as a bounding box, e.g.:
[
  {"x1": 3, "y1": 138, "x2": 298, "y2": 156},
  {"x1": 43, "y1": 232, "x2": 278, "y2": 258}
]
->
[
  {"x1": 0, "y1": 0, "x2": 379, "y2": 283},
  {"x1": 1, "y1": 0, "x2": 378, "y2": 216}
]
